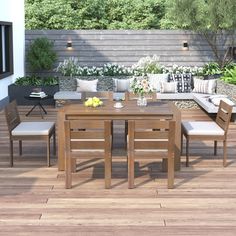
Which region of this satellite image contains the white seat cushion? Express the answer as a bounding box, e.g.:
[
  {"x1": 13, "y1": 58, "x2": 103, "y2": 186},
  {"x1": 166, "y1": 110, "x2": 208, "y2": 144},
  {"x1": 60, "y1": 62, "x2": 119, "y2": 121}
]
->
[
  {"x1": 182, "y1": 121, "x2": 224, "y2": 136},
  {"x1": 12, "y1": 122, "x2": 55, "y2": 136}
]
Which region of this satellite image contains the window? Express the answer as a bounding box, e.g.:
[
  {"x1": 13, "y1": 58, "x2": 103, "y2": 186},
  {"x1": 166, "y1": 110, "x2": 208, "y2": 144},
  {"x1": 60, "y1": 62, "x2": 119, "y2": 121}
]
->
[{"x1": 0, "y1": 21, "x2": 13, "y2": 79}]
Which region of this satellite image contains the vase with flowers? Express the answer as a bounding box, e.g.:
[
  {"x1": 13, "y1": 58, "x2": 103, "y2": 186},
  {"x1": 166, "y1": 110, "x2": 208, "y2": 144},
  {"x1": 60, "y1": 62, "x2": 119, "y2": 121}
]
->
[{"x1": 130, "y1": 76, "x2": 154, "y2": 106}]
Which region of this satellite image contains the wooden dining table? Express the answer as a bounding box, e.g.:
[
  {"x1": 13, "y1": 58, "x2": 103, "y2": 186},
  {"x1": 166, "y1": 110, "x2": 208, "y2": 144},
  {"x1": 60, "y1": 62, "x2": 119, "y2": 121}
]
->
[{"x1": 57, "y1": 100, "x2": 181, "y2": 171}]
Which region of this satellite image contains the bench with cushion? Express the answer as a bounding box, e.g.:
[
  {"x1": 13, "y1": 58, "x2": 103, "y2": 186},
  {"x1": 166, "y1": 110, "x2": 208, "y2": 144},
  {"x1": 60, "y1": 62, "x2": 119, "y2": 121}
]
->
[{"x1": 54, "y1": 74, "x2": 236, "y2": 121}]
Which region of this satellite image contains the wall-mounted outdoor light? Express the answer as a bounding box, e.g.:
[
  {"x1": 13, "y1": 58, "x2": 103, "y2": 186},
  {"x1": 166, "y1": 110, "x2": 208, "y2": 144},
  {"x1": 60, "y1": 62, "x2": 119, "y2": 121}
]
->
[
  {"x1": 67, "y1": 41, "x2": 72, "y2": 50},
  {"x1": 182, "y1": 41, "x2": 189, "y2": 51}
]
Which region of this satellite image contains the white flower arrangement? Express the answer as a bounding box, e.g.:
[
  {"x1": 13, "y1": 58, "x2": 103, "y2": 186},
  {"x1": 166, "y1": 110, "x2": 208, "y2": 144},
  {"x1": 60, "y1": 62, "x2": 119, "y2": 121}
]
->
[{"x1": 130, "y1": 76, "x2": 154, "y2": 96}]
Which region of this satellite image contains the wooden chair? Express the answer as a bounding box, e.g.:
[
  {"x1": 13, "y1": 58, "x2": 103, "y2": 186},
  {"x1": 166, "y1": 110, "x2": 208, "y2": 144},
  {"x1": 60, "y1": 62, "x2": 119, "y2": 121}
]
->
[
  {"x1": 81, "y1": 91, "x2": 113, "y2": 101},
  {"x1": 125, "y1": 92, "x2": 157, "y2": 101},
  {"x1": 127, "y1": 120, "x2": 176, "y2": 189},
  {"x1": 4, "y1": 101, "x2": 56, "y2": 167},
  {"x1": 125, "y1": 92, "x2": 157, "y2": 140},
  {"x1": 181, "y1": 100, "x2": 233, "y2": 167},
  {"x1": 64, "y1": 119, "x2": 112, "y2": 189}
]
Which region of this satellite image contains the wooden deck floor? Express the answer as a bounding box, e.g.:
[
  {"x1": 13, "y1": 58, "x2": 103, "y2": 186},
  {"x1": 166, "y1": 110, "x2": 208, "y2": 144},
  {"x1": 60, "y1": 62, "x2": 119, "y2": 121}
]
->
[{"x1": 0, "y1": 105, "x2": 236, "y2": 235}]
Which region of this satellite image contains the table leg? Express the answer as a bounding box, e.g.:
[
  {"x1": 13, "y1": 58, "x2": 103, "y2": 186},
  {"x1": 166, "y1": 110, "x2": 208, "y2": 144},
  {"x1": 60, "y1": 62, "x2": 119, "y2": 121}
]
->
[
  {"x1": 39, "y1": 102, "x2": 47, "y2": 114},
  {"x1": 25, "y1": 103, "x2": 38, "y2": 116}
]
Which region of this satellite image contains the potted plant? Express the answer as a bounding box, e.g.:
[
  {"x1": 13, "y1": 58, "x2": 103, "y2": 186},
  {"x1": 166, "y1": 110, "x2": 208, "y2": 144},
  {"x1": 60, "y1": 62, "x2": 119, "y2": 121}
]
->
[
  {"x1": 8, "y1": 76, "x2": 59, "y2": 105},
  {"x1": 8, "y1": 37, "x2": 58, "y2": 105}
]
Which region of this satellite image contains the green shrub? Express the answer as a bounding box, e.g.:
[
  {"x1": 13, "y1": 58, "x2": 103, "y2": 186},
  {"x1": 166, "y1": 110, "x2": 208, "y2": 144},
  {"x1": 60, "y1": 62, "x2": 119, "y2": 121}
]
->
[
  {"x1": 27, "y1": 37, "x2": 57, "y2": 72},
  {"x1": 15, "y1": 76, "x2": 58, "y2": 86},
  {"x1": 221, "y1": 67, "x2": 236, "y2": 85},
  {"x1": 202, "y1": 62, "x2": 222, "y2": 76}
]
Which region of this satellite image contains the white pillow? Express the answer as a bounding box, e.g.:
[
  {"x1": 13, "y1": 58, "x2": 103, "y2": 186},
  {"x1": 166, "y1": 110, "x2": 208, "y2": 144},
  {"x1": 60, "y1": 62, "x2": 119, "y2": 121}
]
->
[
  {"x1": 113, "y1": 79, "x2": 131, "y2": 92},
  {"x1": 147, "y1": 74, "x2": 169, "y2": 92},
  {"x1": 193, "y1": 78, "x2": 216, "y2": 94},
  {"x1": 160, "y1": 81, "x2": 178, "y2": 93},
  {"x1": 76, "y1": 79, "x2": 98, "y2": 92}
]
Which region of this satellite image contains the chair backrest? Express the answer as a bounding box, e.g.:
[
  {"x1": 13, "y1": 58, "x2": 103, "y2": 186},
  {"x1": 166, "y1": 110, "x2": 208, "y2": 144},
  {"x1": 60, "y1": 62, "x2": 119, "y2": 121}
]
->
[
  {"x1": 64, "y1": 119, "x2": 112, "y2": 156},
  {"x1": 216, "y1": 100, "x2": 233, "y2": 134},
  {"x1": 4, "y1": 100, "x2": 21, "y2": 134},
  {"x1": 81, "y1": 91, "x2": 113, "y2": 101},
  {"x1": 128, "y1": 119, "x2": 175, "y2": 157},
  {"x1": 125, "y1": 92, "x2": 156, "y2": 101}
]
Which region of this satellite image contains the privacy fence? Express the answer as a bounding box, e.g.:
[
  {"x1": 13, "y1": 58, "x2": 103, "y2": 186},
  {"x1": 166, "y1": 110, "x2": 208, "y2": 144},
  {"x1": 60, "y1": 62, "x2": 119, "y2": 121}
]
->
[{"x1": 25, "y1": 30, "x2": 226, "y2": 76}]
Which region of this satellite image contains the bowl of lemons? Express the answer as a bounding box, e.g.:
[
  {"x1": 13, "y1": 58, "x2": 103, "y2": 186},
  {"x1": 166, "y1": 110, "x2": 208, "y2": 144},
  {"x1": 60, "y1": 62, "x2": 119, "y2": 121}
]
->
[{"x1": 84, "y1": 97, "x2": 103, "y2": 108}]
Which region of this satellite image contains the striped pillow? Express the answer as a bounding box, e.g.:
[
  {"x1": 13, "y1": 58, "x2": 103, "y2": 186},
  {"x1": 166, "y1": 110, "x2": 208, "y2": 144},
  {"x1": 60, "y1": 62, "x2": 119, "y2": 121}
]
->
[{"x1": 193, "y1": 77, "x2": 216, "y2": 94}]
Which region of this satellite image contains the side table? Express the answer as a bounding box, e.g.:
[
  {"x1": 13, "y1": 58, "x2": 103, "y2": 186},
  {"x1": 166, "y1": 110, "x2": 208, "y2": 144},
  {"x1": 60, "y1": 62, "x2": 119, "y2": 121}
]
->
[{"x1": 24, "y1": 95, "x2": 53, "y2": 118}]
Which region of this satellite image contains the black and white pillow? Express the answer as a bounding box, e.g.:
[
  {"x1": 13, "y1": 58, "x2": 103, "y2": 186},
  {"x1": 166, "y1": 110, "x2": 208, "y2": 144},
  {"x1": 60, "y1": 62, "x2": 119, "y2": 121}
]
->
[
  {"x1": 169, "y1": 73, "x2": 192, "y2": 93},
  {"x1": 182, "y1": 74, "x2": 192, "y2": 92}
]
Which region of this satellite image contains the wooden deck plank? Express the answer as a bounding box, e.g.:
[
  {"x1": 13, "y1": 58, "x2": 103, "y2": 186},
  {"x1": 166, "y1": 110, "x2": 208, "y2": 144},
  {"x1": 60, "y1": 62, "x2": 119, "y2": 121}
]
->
[{"x1": 0, "y1": 105, "x2": 236, "y2": 234}]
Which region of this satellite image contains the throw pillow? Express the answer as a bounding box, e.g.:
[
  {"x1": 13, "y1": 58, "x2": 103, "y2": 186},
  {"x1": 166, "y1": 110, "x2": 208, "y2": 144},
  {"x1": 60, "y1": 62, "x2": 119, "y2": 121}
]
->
[
  {"x1": 169, "y1": 73, "x2": 192, "y2": 93},
  {"x1": 113, "y1": 78, "x2": 131, "y2": 92},
  {"x1": 160, "y1": 81, "x2": 178, "y2": 93},
  {"x1": 147, "y1": 74, "x2": 169, "y2": 92},
  {"x1": 76, "y1": 79, "x2": 98, "y2": 92},
  {"x1": 192, "y1": 78, "x2": 216, "y2": 94}
]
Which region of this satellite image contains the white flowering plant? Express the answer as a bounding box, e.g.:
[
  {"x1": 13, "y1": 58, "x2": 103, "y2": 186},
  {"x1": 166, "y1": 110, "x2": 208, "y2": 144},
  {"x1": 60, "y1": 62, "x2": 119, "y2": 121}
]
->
[
  {"x1": 130, "y1": 76, "x2": 154, "y2": 96},
  {"x1": 165, "y1": 64, "x2": 204, "y2": 75},
  {"x1": 132, "y1": 55, "x2": 167, "y2": 75},
  {"x1": 102, "y1": 63, "x2": 133, "y2": 76},
  {"x1": 55, "y1": 57, "x2": 80, "y2": 77}
]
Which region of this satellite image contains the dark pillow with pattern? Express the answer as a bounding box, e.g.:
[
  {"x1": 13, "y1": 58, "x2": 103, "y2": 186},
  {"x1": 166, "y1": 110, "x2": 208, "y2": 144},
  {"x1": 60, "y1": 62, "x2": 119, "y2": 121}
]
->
[{"x1": 169, "y1": 73, "x2": 192, "y2": 93}]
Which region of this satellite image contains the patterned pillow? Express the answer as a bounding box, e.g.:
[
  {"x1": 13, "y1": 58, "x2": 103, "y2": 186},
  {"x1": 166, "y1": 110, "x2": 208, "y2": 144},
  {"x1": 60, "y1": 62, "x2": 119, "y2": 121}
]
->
[
  {"x1": 169, "y1": 73, "x2": 192, "y2": 93},
  {"x1": 193, "y1": 78, "x2": 216, "y2": 94}
]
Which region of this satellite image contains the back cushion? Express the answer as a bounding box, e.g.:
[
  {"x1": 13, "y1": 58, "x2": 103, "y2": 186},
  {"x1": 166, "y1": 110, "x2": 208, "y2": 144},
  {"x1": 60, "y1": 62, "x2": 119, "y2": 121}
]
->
[
  {"x1": 113, "y1": 78, "x2": 131, "y2": 92},
  {"x1": 193, "y1": 77, "x2": 217, "y2": 94},
  {"x1": 76, "y1": 79, "x2": 98, "y2": 92},
  {"x1": 169, "y1": 73, "x2": 192, "y2": 93},
  {"x1": 147, "y1": 74, "x2": 169, "y2": 92},
  {"x1": 160, "y1": 81, "x2": 178, "y2": 93}
]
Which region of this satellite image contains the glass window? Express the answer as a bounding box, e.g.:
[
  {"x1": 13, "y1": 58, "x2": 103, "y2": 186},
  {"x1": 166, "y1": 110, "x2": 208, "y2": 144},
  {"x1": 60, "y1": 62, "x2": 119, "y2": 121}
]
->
[{"x1": 0, "y1": 21, "x2": 13, "y2": 79}]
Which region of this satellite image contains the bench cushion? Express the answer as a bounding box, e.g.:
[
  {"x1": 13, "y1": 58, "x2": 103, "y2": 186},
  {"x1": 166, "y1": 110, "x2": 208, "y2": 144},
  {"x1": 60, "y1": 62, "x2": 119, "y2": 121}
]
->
[{"x1": 54, "y1": 91, "x2": 82, "y2": 100}]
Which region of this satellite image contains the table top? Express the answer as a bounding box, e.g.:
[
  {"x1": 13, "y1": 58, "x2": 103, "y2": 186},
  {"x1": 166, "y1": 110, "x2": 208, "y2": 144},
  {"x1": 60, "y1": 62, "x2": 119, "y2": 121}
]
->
[{"x1": 59, "y1": 101, "x2": 175, "y2": 119}]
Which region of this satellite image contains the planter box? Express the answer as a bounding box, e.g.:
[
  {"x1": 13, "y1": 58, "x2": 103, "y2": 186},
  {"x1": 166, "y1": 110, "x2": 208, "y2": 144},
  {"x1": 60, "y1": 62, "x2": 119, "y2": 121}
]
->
[{"x1": 8, "y1": 84, "x2": 59, "y2": 105}]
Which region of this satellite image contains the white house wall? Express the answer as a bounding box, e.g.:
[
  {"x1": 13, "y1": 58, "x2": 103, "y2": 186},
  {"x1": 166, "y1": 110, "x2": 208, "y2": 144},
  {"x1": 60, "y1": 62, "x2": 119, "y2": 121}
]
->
[{"x1": 0, "y1": 0, "x2": 24, "y2": 101}]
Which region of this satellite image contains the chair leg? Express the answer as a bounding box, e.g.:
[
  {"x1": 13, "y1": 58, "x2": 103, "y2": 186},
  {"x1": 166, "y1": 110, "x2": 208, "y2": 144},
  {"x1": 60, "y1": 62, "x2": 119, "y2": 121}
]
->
[
  {"x1": 181, "y1": 132, "x2": 183, "y2": 155},
  {"x1": 223, "y1": 140, "x2": 227, "y2": 167},
  {"x1": 10, "y1": 140, "x2": 13, "y2": 167},
  {"x1": 65, "y1": 156, "x2": 72, "y2": 189},
  {"x1": 214, "y1": 141, "x2": 217, "y2": 156},
  {"x1": 53, "y1": 131, "x2": 56, "y2": 156},
  {"x1": 19, "y1": 140, "x2": 22, "y2": 156},
  {"x1": 104, "y1": 152, "x2": 111, "y2": 189},
  {"x1": 128, "y1": 152, "x2": 134, "y2": 189},
  {"x1": 186, "y1": 137, "x2": 189, "y2": 167},
  {"x1": 47, "y1": 137, "x2": 50, "y2": 167},
  {"x1": 167, "y1": 154, "x2": 174, "y2": 189}
]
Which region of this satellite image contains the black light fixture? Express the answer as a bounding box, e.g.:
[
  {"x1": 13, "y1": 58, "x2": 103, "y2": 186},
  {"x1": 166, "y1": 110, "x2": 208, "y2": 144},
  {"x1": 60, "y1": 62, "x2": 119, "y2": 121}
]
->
[
  {"x1": 182, "y1": 41, "x2": 189, "y2": 51},
  {"x1": 67, "y1": 41, "x2": 72, "y2": 49}
]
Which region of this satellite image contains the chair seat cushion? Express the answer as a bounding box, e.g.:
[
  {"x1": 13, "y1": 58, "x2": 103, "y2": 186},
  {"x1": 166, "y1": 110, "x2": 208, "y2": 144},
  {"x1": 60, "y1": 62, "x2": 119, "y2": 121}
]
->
[
  {"x1": 12, "y1": 122, "x2": 55, "y2": 136},
  {"x1": 182, "y1": 121, "x2": 224, "y2": 136}
]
